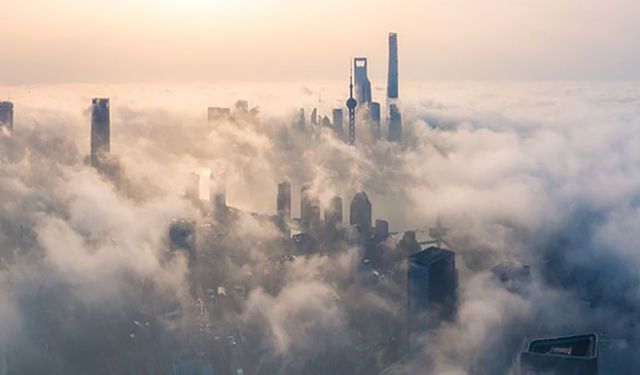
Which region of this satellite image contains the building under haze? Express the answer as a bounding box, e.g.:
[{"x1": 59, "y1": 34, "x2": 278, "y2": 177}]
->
[
  {"x1": 301, "y1": 185, "x2": 322, "y2": 236},
  {"x1": 387, "y1": 33, "x2": 399, "y2": 100},
  {"x1": 277, "y1": 181, "x2": 292, "y2": 232},
  {"x1": 354, "y1": 58, "x2": 372, "y2": 105},
  {"x1": 370, "y1": 101, "x2": 381, "y2": 140},
  {"x1": 0, "y1": 101, "x2": 14, "y2": 131},
  {"x1": 332, "y1": 108, "x2": 344, "y2": 137},
  {"x1": 350, "y1": 192, "x2": 372, "y2": 240},
  {"x1": 208, "y1": 107, "x2": 231, "y2": 121},
  {"x1": 520, "y1": 333, "x2": 599, "y2": 375},
  {"x1": 407, "y1": 247, "x2": 457, "y2": 347},
  {"x1": 388, "y1": 104, "x2": 402, "y2": 142},
  {"x1": 90, "y1": 98, "x2": 110, "y2": 166}
]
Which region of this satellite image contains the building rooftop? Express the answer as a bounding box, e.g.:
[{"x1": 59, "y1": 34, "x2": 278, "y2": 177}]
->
[{"x1": 409, "y1": 246, "x2": 454, "y2": 266}]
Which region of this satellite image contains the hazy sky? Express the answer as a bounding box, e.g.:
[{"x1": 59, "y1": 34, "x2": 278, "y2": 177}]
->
[{"x1": 1, "y1": 0, "x2": 639, "y2": 83}]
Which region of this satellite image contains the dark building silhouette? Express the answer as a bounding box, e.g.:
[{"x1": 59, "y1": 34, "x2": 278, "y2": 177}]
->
[
  {"x1": 297, "y1": 108, "x2": 306, "y2": 130},
  {"x1": 398, "y1": 231, "x2": 421, "y2": 254},
  {"x1": 209, "y1": 175, "x2": 227, "y2": 221},
  {"x1": 235, "y1": 100, "x2": 249, "y2": 114},
  {"x1": 350, "y1": 192, "x2": 372, "y2": 239},
  {"x1": 208, "y1": 107, "x2": 231, "y2": 121},
  {"x1": 169, "y1": 219, "x2": 197, "y2": 264},
  {"x1": 346, "y1": 68, "x2": 358, "y2": 145},
  {"x1": 370, "y1": 102, "x2": 381, "y2": 140},
  {"x1": 388, "y1": 103, "x2": 403, "y2": 142},
  {"x1": 354, "y1": 57, "x2": 372, "y2": 105},
  {"x1": 311, "y1": 108, "x2": 318, "y2": 125},
  {"x1": 520, "y1": 333, "x2": 599, "y2": 375},
  {"x1": 0, "y1": 101, "x2": 14, "y2": 131},
  {"x1": 374, "y1": 219, "x2": 389, "y2": 243},
  {"x1": 321, "y1": 115, "x2": 331, "y2": 128},
  {"x1": 301, "y1": 185, "x2": 322, "y2": 235},
  {"x1": 407, "y1": 247, "x2": 457, "y2": 346},
  {"x1": 332, "y1": 108, "x2": 344, "y2": 137},
  {"x1": 277, "y1": 181, "x2": 292, "y2": 220},
  {"x1": 90, "y1": 98, "x2": 110, "y2": 166},
  {"x1": 387, "y1": 33, "x2": 399, "y2": 99}
]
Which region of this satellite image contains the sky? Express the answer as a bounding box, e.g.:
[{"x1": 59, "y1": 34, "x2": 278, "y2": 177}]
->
[{"x1": 1, "y1": 0, "x2": 640, "y2": 83}]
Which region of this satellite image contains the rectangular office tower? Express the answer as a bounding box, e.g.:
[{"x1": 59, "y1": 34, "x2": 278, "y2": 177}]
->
[
  {"x1": 90, "y1": 98, "x2": 110, "y2": 165},
  {"x1": 388, "y1": 104, "x2": 403, "y2": 142},
  {"x1": 354, "y1": 57, "x2": 372, "y2": 105},
  {"x1": 387, "y1": 33, "x2": 399, "y2": 99},
  {"x1": 277, "y1": 181, "x2": 291, "y2": 219},
  {"x1": 332, "y1": 108, "x2": 344, "y2": 136},
  {"x1": 0, "y1": 101, "x2": 14, "y2": 131},
  {"x1": 520, "y1": 333, "x2": 598, "y2": 375},
  {"x1": 407, "y1": 247, "x2": 457, "y2": 346}
]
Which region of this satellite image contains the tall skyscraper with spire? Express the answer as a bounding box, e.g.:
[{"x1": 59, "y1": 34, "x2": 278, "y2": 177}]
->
[
  {"x1": 346, "y1": 65, "x2": 358, "y2": 145},
  {"x1": 387, "y1": 33, "x2": 399, "y2": 99},
  {"x1": 354, "y1": 57, "x2": 372, "y2": 105}
]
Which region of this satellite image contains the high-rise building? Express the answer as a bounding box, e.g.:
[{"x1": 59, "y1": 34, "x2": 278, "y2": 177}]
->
[
  {"x1": 407, "y1": 247, "x2": 457, "y2": 345},
  {"x1": 332, "y1": 108, "x2": 344, "y2": 137},
  {"x1": 297, "y1": 108, "x2": 306, "y2": 130},
  {"x1": 398, "y1": 231, "x2": 421, "y2": 254},
  {"x1": 388, "y1": 104, "x2": 403, "y2": 142},
  {"x1": 374, "y1": 219, "x2": 389, "y2": 243},
  {"x1": 90, "y1": 98, "x2": 110, "y2": 166},
  {"x1": 370, "y1": 102, "x2": 381, "y2": 140},
  {"x1": 0, "y1": 101, "x2": 14, "y2": 131},
  {"x1": 346, "y1": 67, "x2": 358, "y2": 145},
  {"x1": 387, "y1": 33, "x2": 399, "y2": 100},
  {"x1": 354, "y1": 57, "x2": 372, "y2": 105},
  {"x1": 301, "y1": 185, "x2": 322, "y2": 235},
  {"x1": 235, "y1": 100, "x2": 249, "y2": 114},
  {"x1": 209, "y1": 174, "x2": 227, "y2": 220},
  {"x1": 277, "y1": 181, "x2": 291, "y2": 220},
  {"x1": 169, "y1": 218, "x2": 197, "y2": 264},
  {"x1": 208, "y1": 107, "x2": 231, "y2": 121},
  {"x1": 350, "y1": 191, "x2": 372, "y2": 238},
  {"x1": 311, "y1": 108, "x2": 318, "y2": 125},
  {"x1": 520, "y1": 333, "x2": 598, "y2": 375}
]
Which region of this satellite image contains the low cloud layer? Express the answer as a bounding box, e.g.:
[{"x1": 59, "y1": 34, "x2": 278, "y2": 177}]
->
[{"x1": 1, "y1": 81, "x2": 640, "y2": 373}]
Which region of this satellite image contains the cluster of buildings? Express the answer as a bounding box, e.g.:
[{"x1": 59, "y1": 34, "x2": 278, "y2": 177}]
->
[{"x1": 0, "y1": 32, "x2": 604, "y2": 375}]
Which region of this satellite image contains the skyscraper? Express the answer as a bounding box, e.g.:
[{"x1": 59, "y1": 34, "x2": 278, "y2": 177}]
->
[
  {"x1": 208, "y1": 107, "x2": 231, "y2": 121},
  {"x1": 370, "y1": 102, "x2": 381, "y2": 140},
  {"x1": 350, "y1": 191, "x2": 372, "y2": 239},
  {"x1": 90, "y1": 98, "x2": 110, "y2": 166},
  {"x1": 332, "y1": 108, "x2": 344, "y2": 137},
  {"x1": 0, "y1": 101, "x2": 14, "y2": 131},
  {"x1": 277, "y1": 181, "x2": 291, "y2": 220},
  {"x1": 407, "y1": 247, "x2": 457, "y2": 345},
  {"x1": 520, "y1": 333, "x2": 599, "y2": 375},
  {"x1": 387, "y1": 33, "x2": 399, "y2": 100},
  {"x1": 346, "y1": 67, "x2": 358, "y2": 145},
  {"x1": 209, "y1": 174, "x2": 227, "y2": 220},
  {"x1": 301, "y1": 185, "x2": 321, "y2": 235},
  {"x1": 297, "y1": 108, "x2": 306, "y2": 130},
  {"x1": 354, "y1": 58, "x2": 372, "y2": 105},
  {"x1": 388, "y1": 104, "x2": 403, "y2": 142}
]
